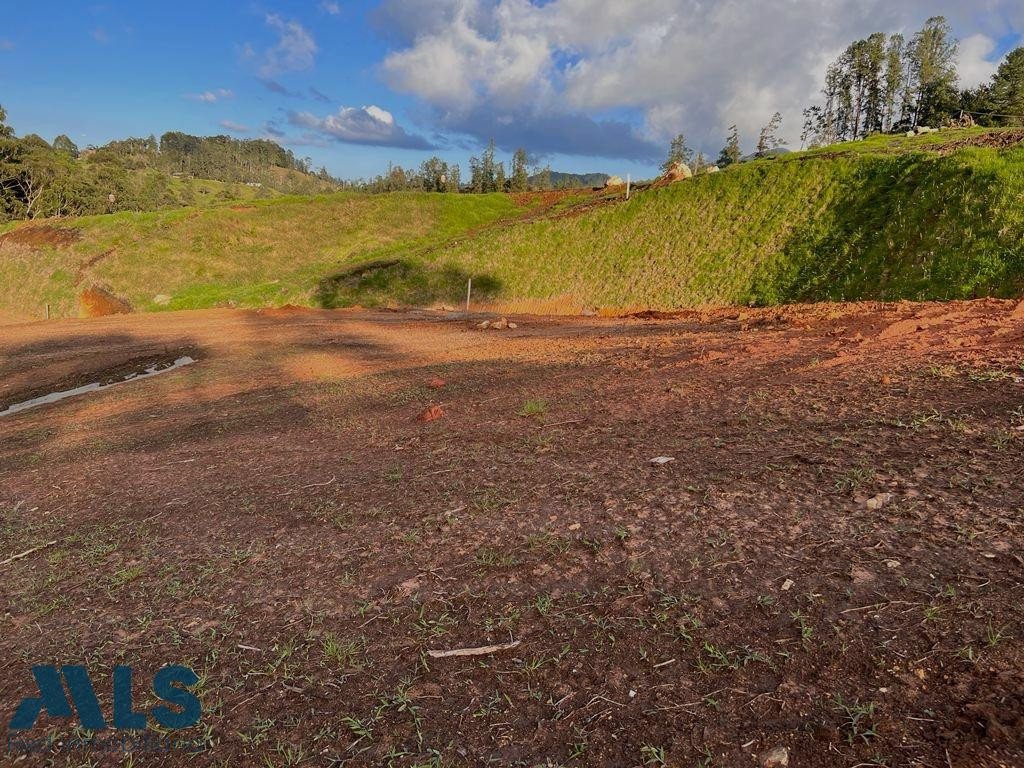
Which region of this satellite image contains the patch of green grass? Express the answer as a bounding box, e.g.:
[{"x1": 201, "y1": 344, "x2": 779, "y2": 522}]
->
[{"x1": 519, "y1": 399, "x2": 547, "y2": 418}]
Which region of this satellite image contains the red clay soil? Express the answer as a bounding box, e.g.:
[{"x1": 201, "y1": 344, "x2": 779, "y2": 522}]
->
[
  {"x1": 78, "y1": 284, "x2": 134, "y2": 318},
  {"x1": 0, "y1": 224, "x2": 80, "y2": 248},
  {"x1": 0, "y1": 300, "x2": 1022, "y2": 767}
]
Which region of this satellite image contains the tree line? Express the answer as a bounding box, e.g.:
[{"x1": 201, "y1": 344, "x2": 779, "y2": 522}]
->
[
  {"x1": 803, "y1": 17, "x2": 1024, "y2": 145},
  {"x1": 351, "y1": 141, "x2": 541, "y2": 194},
  {"x1": 0, "y1": 111, "x2": 336, "y2": 222},
  {"x1": 659, "y1": 17, "x2": 1024, "y2": 173}
]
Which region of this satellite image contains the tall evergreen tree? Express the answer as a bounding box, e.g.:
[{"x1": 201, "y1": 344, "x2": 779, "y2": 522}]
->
[
  {"x1": 717, "y1": 125, "x2": 741, "y2": 167},
  {"x1": 756, "y1": 113, "x2": 785, "y2": 156},
  {"x1": 911, "y1": 16, "x2": 959, "y2": 126},
  {"x1": 661, "y1": 133, "x2": 693, "y2": 173},
  {"x1": 990, "y1": 47, "x2": 1024, "y2": 125},
  {"x1": 510, "y1": 148, "x2": 529, "y2": 192}
]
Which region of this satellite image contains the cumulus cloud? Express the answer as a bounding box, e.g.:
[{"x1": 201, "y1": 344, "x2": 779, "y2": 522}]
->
[
  {"x1": 957, "y1": 34, "x2": 1000, "y2": 89},
  {"x1": 187, "y1": 88, "x2": 234, "y2": 103},
  {"x1": 320, "y1": 1, "x2": 341, "y2": 15},
  {"x1": 251, "y1": 14, "x2": 317, "y2": 77},
  {"x1": 376, "y1": 0, "x2": 1020, "y2": 158},
  {"x1": 219, "y1": 120, "x2": 250, "y2": 133},
  {"x1": 289, "y1": 105, "x2": 436, "y2": 149}
]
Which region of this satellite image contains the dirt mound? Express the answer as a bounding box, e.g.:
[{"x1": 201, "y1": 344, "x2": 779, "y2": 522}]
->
[
  {"x1": 935, "y1": 130, "x2": 1024, "y2": 154},
  {"x1": 78, "y1": 285, "x2": 133, "y2": 318},
  {"x1": 0, "y1": 225, "x2": 80, "y2": 248}
]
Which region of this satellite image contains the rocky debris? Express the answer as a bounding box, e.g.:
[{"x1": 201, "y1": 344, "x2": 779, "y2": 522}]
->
[
  {"x1": 478, "y1": 317, "x2": 518, "y2": 330},
  {"x1": 760, "y1": 745, "x2": 789, "y2": 767},
  {"x1": 866, "y1": 492, "x2": 894, "y2": 510},
  {"x1": 427, "y1": 377, "x2": 446, "y2": 389},
  {"x1": 781, "y1": 578, "x2": 795, "y2": 591},
  {"x1": 1011, "y1": 300, "x2": 1024, "y2": 320},
  {"x1": 649, "y1": 456, "x2": 675, "y2": 465},
  {"x1": 153, "y1": 294, "x2": 172, "y2": 306},
  {"x1": 416, "y1": 404, "x2": 444, "y2": 423},
  {"x1": 915, "y1": 125, "x2": 938, "y2": 135},
  {"x1": 662, "y1": 161, "x2": 693, "y2": 182},
  {"x1": 604, "y1": 175, "x2": 625, "y2": 187},
  {"x1": 704, "y1": 165, "x2": 720, "y2": 173},
  {"x1": 79, "y1": 285, "x2": 133, "y2": 318}
]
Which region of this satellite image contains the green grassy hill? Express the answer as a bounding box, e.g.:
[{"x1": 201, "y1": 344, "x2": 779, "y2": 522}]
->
[
  {"x1": 0, "y1": 192, "x2": 520, "y2": 319},
  {"x1": 435, "y1": 129, "x2": 1024, "y2": 310},
  {"x1": 2, "y1": 128, "x2": 1023, "y2": 320}
]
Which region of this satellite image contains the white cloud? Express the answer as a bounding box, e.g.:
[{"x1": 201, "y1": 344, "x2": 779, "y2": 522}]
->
[
  {"x1": 0, "y1": 38, "x2": 13, "y2": 51},
  {"x1": 957, "y1": 34, "x2": 1000, "y2": 89},
  {"x1": 219, "y1": 120, "x2": 250, "y2": 133},
  {"x1": 187, "y1": 88, "x2": 234, "y2": 103},
  {"x1": 377, "y1": 0, "x2": 1021, "y2": 159},
  {"x1": 257, "y1": 14, "x2": 317, "y2": 77},
  {"x1": 289, "y1": 105, "x2": 435, "y2": 149},
  {"x1": 320, "y1": 1, "x2": 341, "y2": 15}
]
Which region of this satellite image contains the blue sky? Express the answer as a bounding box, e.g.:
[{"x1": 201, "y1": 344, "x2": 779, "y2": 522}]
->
[{"x1": 1, "y1": 1, "x2": 1020, "y2": 181}]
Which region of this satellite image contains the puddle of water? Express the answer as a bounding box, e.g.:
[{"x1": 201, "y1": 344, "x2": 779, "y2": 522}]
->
[{"x1": 0, "y1": 356, "x2": 196, "y2": 417}]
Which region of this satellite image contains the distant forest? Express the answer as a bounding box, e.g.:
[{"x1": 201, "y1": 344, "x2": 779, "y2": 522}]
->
[{"x1": 0, "y1": 116, "x2": 337, "y2": 222}]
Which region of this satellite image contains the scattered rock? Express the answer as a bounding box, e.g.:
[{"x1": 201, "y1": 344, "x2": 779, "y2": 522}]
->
[
  {"x1": 781, "y1": 578, "x2": 795, "y2": 591},
  {"x1": 705, "y1": 165, "x2": 720, "y2": 174},
  {"x1": 427, "y1": 377, "x2": 446, "y2": 389},
  {"x1": 478, "y1": 317, "x2": 516, "y2": 330},
  {"x1": 662, "y1": 161, "x2": 693, "y2": 182},
  {"x1": 885, "y1": 559, "x2": 901, "y2": 569},
  {"x1": 581, "y1": 308, "x2": 597, "y2": 317},
  {"x1": 649, "y1": 456, "x2": 675, "y2": 465},
  {"x1": 866, "y1": 492, "x2": 894, "y2": 510},
  {"x1": 153, "y1": 294, "x2": 172, "y2": 306},
  {"x1": 416, "y1": 404, "x2": 444, "y2": 423},
  {"x1": 605, "y1": 175, "x2": 625, "y2": 187},
  {"x1": 1011, "y1": 300, "x2": 1024, "y2": 319},
  {"x1": 760, "y1": 745, "x2": 789, "y2": 767}
]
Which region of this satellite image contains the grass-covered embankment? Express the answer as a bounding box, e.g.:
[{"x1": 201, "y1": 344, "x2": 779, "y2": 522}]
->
[{"x1": 436, "y1": 131, "x2": 1024, "y2": 309}]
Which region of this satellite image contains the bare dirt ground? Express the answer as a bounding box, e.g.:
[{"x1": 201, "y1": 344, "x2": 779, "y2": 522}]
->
[{"x1": 1, "y1": 300, "x2": 1022, "y2": 767}]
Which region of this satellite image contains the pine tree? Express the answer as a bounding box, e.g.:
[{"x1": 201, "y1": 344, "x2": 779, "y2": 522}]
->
[
  {"x1": 717, "y1": 125, "x2": 741, "y2": 167},
  {"x1": 510, "y1": 148, "x2": 529, "y2": 192},
  {"x1": 911, "y1": 16, "x2": 959, "y2": 126},
  {"x1": 661, "y1": 133, "x2": 693, "y2": 173},
  {"x1": 756, "y1": 113, "x2": 785, "y2": 156},
  {"x1": 990, "y1": 47, "x2": 1024, "y2": 126}
]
